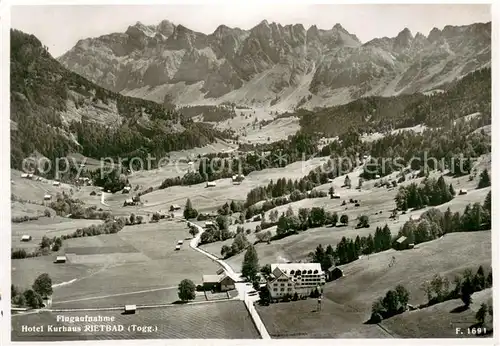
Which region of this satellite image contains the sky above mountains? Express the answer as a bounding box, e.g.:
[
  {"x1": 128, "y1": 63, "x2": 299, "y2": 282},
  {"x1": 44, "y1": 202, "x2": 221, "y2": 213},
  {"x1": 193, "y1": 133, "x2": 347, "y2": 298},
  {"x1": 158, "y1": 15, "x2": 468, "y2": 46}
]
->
[{"x1": 12, "y1": 3, "x2": 490, "y2": 57}]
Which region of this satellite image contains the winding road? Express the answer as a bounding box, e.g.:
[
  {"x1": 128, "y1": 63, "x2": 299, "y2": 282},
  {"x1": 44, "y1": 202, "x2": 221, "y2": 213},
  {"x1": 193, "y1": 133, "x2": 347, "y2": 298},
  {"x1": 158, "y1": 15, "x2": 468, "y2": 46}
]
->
[{"x1": 188, "y1": 221, "x2": 271, "y2": 339}]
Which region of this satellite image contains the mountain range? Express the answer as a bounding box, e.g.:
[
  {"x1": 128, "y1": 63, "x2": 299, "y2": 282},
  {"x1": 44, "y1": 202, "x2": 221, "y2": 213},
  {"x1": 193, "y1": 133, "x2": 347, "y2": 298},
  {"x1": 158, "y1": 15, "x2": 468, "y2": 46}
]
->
[{"x1": 58, "y1": 20, "x2": 491, "y2": 109}]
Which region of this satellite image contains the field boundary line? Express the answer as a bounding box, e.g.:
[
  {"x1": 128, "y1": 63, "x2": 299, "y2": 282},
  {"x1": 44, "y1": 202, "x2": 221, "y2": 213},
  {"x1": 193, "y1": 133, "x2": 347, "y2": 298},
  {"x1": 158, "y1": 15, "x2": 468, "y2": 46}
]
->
[
  {"x1": 376, "y1": 323, "x2": 396, "y2": 338},
  {"x1": 47, "y1": 297, "x2": 240, "y2": 312},
  {"x1": 53, "y1": 285, "x2": 179, "y2": 304}
]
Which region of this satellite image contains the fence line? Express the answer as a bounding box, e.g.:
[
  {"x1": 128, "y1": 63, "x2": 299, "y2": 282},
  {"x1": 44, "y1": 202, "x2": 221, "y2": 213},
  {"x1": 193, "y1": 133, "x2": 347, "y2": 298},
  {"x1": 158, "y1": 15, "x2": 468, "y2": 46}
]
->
[{"x1": 243, "y1": 295, "x2": 270, "y2": 339}]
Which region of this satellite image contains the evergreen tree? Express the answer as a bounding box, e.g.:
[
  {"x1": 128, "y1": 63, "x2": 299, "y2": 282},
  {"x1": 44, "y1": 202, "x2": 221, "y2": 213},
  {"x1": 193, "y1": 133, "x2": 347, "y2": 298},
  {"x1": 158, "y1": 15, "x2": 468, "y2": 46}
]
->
[
  {"x1": 340, "y1": 214, "x2": 349, "y2": 226},
  {"x1": 477, "y1": 169, "x2": 491, "y2": 189},
  {"x1": 183, "y1": 198, "x2": 198, "y2": 219},
  {"x1": 242, "y1": 245, "x2": 260, "y2": 281},
  {"x1": 449, "y1": 184, "x2": 456, "y2": 197}
]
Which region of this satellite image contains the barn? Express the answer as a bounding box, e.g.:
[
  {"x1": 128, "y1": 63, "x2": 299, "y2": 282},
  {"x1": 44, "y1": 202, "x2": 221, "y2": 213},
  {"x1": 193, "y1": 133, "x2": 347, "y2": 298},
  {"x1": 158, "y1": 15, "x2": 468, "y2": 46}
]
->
[
  {"x1": 395, "y1": 236, "x2": 410, "y2": 250},
  {"x1": 202, "y1": 274, "x2": 235, "y2": 292},
  {"x1": 123, "y1": 304, "x2": 136, "y2": 314},
  {"x1": 205, "y1": 221, "x2": 216, "y2": 229},
  {"x1": 54, "y1": 255, "x2": 67, "y2": 263},
  {"x1": 21, "y1": 235, "x2": 32, "y2": 242},
  {"x1": 326, "y1": 266, "x2": 343, "y2": 281}
]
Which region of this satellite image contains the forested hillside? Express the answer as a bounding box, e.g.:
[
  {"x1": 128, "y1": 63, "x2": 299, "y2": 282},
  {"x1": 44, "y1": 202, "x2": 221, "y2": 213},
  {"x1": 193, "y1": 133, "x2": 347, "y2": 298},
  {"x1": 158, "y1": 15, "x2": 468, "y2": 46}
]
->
[
  {"x1": 10, "y1": 29, "x2": 230, "y2": 170},
  {"x1": 298, "y1": 68, "x2": 491, "y2": 136}
]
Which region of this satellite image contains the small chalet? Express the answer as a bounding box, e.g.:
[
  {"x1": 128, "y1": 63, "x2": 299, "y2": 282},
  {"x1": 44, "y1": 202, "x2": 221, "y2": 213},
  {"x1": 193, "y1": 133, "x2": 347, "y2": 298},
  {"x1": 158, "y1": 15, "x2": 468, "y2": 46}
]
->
[
  {"x1": 202, "y1": 273, "x2": 235, "y2": 292},
  {"x1": 123, "y1": 304, "x2": 136, "y2": 314},
  {"x1": 21, "y1": 235, "x2": 32, "y2": 242},
  {"x1": 170, "y1": 204, "x2": 181, "y2": 211},
  {"x1": 205, "y1": 221, "x2": 216, "y2": 229},
  {"x1": 54, "y1": 255, "x2": 67, "y2": 263},
  {"x1": 42, "y1": 295, "x2": 52, "y2": 308},
  {"x1": 326, "y1": 266, "x2": 343, "y2": 281},
  {"x1": 395, "y1": 236, "x2": 410, "y2": 250}
]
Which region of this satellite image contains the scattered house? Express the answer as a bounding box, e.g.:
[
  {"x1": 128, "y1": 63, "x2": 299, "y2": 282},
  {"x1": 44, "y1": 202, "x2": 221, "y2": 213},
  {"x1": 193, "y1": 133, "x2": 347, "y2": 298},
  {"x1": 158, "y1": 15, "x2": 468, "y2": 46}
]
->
[
  {"x1": 21, "y1": 235, "x2": 32, "y2": 242},
  {"x1": 408, "y1": 243, "x2": 415, "y2": 249},
  {"x1": 42, "y1": 295, "x2": 52, "y2": 308},
  {"x1": 232, "y1": 174, "x2": 245, "y2": 184},
  {"x1": 332, "y1": 194, "x2": 341, "y2": 199},
  {"x1": 122, "y1": 186, "x2": 131, "y2": 194},
  {"x1": 170, "y1": 204, "x2": 181, "y2": 211},
  {"x1": 27, "y1": 174, "x2": 34, "y2": 179},
  {"x1": 124, "y1": 198, "x2": 134, "y2": 206},
  {"x1": 216, "y1": 267, "x2": 225, "y2": 275},
  {"x1": 205, "y1": 221, "x2": 216, "y2": 229},
  {"x1": 52, "y1": 181, "x2": 61, "y2": 186},
  {"x1": 43, "y1": 194, "x2": 52, "y2": 201},
  {"x1": 175, "y1": 245, "x2": 181, "y2": 251},
  {"x1": 123, "y1": 304, "x2": 136, "y2": 314},
  {"x1": 395, "y1": 236, "x2": 410, "y2": 250},
  {"x1": 375, "y1": 174, "x2": 381, "y2": 179},
  {"x1": 54, "y1": 255, "x2": 67, "y2": 263},
  {"x1": 326, "y1": 266, "x2": 343, "y2": 282},
  {"x1": 459, "y1": 189, "x2": 468, "y2": 195},
  {"x1": 253, "y1": 215, "x2": 262, "y2": 222},
  {"x1": 202, "y1": 273, "x2": 236, "y2": 292},
  {"x1": 177, "y1": 240, "x2": 184, "y2": 245},
  {"x1": 132, "y1": 195, "x2": 141, "y2": 203},
  {"x1": 328, "y1": 178, "x2": 335, "y2": 183},
  {"x1": 266, "y1": 263, "x2": 325, "y2": 299},
  {"x1": 21, "y1": 173, "x2": 29, "y2": 178},
  {"x1": 206, "y1": 182, "x2": 217, "y2": 188}
]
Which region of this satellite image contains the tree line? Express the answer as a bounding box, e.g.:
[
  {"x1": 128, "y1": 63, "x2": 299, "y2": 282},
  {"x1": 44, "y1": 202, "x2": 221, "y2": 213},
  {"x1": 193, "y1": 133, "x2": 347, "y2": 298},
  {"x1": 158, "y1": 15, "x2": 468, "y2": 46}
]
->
[
  {"x1": 395, "y1": 176, "x2": 455, "y2": 211},
  {"x1": 397, "y1": 191, "x2": 491, "y2": 245},
  {"x1": 299, "y1": 67, "x2": 490, "y2": 137},
  {"x1": 158, "y1": 132, "x2": 320, "y2": 190},
  {"x1": 309, "y1": 225, "x2": 392, "y2": 270}
]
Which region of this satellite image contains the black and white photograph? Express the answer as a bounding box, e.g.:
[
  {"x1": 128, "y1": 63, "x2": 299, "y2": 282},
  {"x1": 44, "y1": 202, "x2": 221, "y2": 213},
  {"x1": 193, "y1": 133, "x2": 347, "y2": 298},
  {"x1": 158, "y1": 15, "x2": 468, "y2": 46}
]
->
[{"x1": 5, "y1": 1, "x2": 495, "y2": 342}]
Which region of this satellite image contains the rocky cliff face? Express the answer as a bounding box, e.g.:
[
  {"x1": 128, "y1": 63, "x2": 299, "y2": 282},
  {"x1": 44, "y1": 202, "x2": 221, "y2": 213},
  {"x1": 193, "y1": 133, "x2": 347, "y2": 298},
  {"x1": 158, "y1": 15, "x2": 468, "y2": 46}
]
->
[{"x1": 58, "y1": 20, "x2": 491, "y2": 109}]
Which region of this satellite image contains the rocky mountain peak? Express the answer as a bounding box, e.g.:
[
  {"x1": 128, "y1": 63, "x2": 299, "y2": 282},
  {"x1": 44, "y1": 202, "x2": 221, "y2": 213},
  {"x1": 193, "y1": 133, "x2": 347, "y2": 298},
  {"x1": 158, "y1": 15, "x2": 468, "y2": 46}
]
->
[
  {"x1": 427, "y1": 27, "x2": 442, "y2": 43},
  {"x1": 157, "y1": 19, "x2": 176, "y2": 37},
  {"x1": 393, "y1": 27, "x2": 413, "y2": 48}
]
